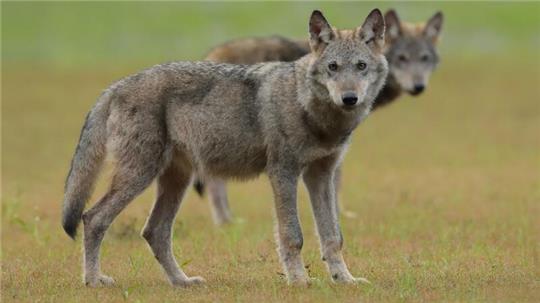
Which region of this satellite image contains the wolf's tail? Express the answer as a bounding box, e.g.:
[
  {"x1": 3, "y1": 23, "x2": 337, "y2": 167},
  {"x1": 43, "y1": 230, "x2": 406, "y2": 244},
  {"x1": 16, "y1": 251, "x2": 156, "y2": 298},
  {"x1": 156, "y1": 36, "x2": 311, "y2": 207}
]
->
[
  {"x1": 62, "y1": 94, "x2": 111, "y2": 239},
  {"x1": 193, "y1": 178, "x2": 205, "y2": 197}
]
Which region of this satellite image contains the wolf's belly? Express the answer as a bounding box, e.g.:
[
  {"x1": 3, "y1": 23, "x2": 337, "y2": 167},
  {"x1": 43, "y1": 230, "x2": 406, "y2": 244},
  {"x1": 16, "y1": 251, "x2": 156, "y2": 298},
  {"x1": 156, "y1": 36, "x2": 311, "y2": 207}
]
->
[
  {"x1": 199, "y1": 142, "x2": 267, "y2": 179},
  {"x1": 169, "y1": 113, "x2": 267, "y2": 179}
]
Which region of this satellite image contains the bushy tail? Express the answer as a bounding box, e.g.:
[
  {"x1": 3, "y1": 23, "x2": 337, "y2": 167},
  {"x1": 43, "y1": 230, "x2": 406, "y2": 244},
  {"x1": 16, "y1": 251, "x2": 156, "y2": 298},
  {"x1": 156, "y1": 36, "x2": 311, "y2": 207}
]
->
[{"x1": 62, "y1": 96, "x2": 110, "y2": 239}]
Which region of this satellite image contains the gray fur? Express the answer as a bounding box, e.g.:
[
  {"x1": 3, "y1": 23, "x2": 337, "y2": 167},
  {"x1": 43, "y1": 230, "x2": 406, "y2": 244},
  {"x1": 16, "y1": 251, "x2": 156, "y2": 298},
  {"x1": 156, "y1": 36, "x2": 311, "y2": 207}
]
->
[
  {"x1": 205, "y1": 35, "x2": 309, "y2": 64},
  {"x1": 62, "y1": 96, "x2": 110, "y2": 238},
  {"x1": 383, "y1": 9, "x2": 443, "y2": 96},
  {"x1": 198, "y1": 9, "x2": 444, "y2": 225},
  {"x1": 62, "y1": 9, "x2": 388, "y2": 286}
]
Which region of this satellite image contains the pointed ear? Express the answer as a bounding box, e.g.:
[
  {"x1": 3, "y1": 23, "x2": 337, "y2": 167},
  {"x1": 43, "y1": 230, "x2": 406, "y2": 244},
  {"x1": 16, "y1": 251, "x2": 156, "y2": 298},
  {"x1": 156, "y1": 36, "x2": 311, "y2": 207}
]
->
[
  {"x1": 309, "y1": 10, "x2": 334, "y2": 52},
  {"x1": 358, "y1": 9, "x2": 385, "y2": 53},
  {"x1": 384, "y1": 9, "x2": 402, "y2": 42},
  {"x1": 424, "y1": 11, "x2": 444, "y2": 43}
]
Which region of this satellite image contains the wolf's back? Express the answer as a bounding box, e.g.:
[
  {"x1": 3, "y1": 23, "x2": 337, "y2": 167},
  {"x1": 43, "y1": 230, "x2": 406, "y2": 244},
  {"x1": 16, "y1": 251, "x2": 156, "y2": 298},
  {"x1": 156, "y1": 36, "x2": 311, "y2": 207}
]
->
[
  {"x1": 62, "y1": 92, "x2": 111, "y2": 239},
  {"x1": 205, "y1": 36, "x2": 309, "y2": 64}
]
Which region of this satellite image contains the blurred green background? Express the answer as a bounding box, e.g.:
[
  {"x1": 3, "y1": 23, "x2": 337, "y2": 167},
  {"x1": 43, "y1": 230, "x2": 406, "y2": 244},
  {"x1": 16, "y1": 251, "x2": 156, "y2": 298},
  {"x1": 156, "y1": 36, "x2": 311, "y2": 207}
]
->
[
  {"x1": 2, "y1": 2, "x2": 540, "y2": 302},
  {"x1": 3, "y1": 2, "x2": 539, "y2": 69}
]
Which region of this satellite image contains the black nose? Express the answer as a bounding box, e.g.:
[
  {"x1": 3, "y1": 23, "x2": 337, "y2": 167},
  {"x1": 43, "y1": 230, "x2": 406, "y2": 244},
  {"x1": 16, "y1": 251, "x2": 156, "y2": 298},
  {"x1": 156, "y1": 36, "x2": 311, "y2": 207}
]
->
[
  {"x1": 342, "y1": 92, "x2": 358, "y2": 106},
  {"x1": 412, "y1": 84, "x2": 425, "y2": 95}
]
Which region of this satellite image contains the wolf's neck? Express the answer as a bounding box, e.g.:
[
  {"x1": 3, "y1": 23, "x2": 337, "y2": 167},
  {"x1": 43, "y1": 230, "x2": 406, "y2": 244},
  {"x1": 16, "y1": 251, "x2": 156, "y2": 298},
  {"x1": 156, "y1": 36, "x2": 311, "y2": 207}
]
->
[
  {"x1": 293, "y1": 39, "x2": 311, "y2": 54},
  {"x1": 372, "y1": 73, "x2": 403, "y2": 111},
  {"x1": 305, "y1": 96, "x2": 361, "y2": 138}
]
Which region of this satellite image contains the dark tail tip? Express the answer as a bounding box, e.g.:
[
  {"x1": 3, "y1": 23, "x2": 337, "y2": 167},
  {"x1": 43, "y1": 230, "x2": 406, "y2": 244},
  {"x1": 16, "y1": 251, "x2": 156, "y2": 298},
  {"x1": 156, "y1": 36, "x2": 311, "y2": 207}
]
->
[
  {"x1": 62, "y1": 215, "x2": 79, "y2": 240},
  {"x1": 193, "y1": 179, "x2": 205, "y2": 197}
]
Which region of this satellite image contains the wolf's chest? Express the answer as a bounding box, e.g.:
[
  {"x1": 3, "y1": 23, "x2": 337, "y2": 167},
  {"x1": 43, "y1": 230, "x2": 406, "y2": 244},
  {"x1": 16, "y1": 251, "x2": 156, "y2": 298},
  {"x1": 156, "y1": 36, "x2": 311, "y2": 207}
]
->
[{"x1": 298, "y1": 139, "x2": 349, "y2": 166}]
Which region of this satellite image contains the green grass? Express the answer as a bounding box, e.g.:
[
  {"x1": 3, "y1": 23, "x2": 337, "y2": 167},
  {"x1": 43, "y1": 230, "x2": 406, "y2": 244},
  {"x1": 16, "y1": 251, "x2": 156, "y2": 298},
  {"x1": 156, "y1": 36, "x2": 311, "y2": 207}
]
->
[{"x1": 2, "y1": 2, "x2": 540, "y2": 302}]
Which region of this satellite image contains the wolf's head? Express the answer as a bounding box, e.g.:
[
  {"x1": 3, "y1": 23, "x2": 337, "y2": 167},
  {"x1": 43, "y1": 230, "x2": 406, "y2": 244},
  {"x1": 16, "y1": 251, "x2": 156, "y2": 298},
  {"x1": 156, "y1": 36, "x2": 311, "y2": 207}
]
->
[
  {"x1": 306, "y1": 9, "x2": 388, "y2": 112},
  {"x1": 384, "y1": 10, "x2": 443, "y2": 96}
]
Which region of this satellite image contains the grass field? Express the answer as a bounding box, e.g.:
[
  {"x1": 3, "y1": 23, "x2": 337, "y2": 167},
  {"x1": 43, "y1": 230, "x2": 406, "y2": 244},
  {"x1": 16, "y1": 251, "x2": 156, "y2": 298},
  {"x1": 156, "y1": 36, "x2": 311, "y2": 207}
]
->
[{"x1": 2, "y1": 2, "x2": 540, "y2": 302}]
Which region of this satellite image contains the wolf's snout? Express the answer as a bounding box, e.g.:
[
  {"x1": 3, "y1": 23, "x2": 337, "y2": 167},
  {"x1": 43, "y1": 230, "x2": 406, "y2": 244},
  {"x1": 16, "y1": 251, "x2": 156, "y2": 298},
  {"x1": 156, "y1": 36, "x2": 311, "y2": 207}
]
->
[
  {"x1": 342, "y1": 92, "x2": 358, "y2": 106},
  {"x1": 411, "y1": 84, "x2": 425, "y2": 95}
]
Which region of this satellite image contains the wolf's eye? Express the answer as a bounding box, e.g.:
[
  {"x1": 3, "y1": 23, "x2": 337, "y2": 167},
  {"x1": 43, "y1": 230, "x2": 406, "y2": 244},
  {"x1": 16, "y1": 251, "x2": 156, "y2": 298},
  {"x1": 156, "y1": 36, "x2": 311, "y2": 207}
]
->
[
  {"x1": 398, "y1": 54, "x2": 408, "y2": 62},
  {"x1": 328, "y1": 61, "x2": 338, "y2": 72},
  {"x1": 356, "y1": 61, "x2": 367, "y2": 71},
  {"x1": 420, "y1": 54, "x2": 430, "y2": 62}
]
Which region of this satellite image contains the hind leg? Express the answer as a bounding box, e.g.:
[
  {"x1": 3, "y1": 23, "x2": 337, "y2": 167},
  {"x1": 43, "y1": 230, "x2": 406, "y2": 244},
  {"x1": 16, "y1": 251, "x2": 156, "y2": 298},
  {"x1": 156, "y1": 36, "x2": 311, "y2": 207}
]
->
[
  {"x1": 207, "y1": 178, "x2": 233, "y2": 226},
  {"x1": 334, "y1": 166, "x2": 358, "y2": 219},
  {"x1": 82, "y1": 149, "x2": 167, "y2": 287},
  {"x1": 142, "y1": 154, "x2": 205, "y2": 287}
]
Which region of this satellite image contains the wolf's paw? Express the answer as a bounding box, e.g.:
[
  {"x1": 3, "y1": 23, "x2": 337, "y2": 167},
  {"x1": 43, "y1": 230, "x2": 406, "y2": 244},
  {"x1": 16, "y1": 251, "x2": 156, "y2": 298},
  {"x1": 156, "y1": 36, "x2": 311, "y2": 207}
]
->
[
  {"x1": 287, "y1": 274, "x2": 312, "y2": 287},
  {"x1": 98, "y1": 274, "x2": 116, "y2": 286},
  {"x1": 215, "y1": 216, "x2": 247, "y2": 227},
  {"x1": 341, "y1": 209, "x2": 358, "y2": 219},
  {"x1": 85, "y1": 274, "x2": 116, "y2": 287},
  {"x1": 172, "y1": 276, "x2": 206, "y2": 288},
  {"x1": 331, "y1": 272, "x2": 370, "y2": 285},
  {"x1": 233, "y1": 217, "x2": 246, "y2": 224},
  {"x1": 351, "y1": 276, "x2": 371, "y2": 284}
]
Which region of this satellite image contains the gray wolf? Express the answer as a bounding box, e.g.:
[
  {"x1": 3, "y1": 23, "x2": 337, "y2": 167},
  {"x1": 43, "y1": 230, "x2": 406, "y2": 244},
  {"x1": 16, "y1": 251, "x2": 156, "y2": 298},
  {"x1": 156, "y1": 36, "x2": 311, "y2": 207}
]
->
[
  {"x1": 62, "y1": 9, "x2": 388, "y2": 286},
  {"x1": 198, "y1": 9, "x2": 444, "y2": 225}
]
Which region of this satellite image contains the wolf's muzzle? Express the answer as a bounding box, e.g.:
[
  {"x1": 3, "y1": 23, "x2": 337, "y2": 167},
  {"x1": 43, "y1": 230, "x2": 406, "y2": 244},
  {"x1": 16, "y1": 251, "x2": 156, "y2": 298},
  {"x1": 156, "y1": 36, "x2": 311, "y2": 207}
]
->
[
  {"x1": 342, "y1": 92, "x2": 358, "y2": 106},
  {"x1": 411, "y1": 84, "x2": 425, "y2": 96}
]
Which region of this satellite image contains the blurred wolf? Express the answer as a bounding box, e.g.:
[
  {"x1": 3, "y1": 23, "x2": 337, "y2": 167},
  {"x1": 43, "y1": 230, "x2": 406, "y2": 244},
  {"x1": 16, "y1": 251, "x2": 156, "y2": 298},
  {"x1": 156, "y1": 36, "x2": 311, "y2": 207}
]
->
[
  {"x1": 62, "y1": 9, "x2": 388, "y2": 286},
  {"x1": 383, "y1": 10, "x2": 443, "y2": 98},
  {"x1": 198, "y1": 9, "x2": 444, "y2": 225},
  {"x1": 205, "y1": 35, "x2": 310, "y2": 64}
]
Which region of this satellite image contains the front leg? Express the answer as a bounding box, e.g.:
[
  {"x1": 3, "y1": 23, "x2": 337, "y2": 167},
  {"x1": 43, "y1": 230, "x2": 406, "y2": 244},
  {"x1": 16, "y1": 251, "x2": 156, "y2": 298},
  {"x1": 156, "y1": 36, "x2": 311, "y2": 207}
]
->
[
  {"x1": 268, "y1": 165, "x2": 309, "y2": 285},
  {"x1": 303, "y1": 155, "x2": 368, "y2": 284}
]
